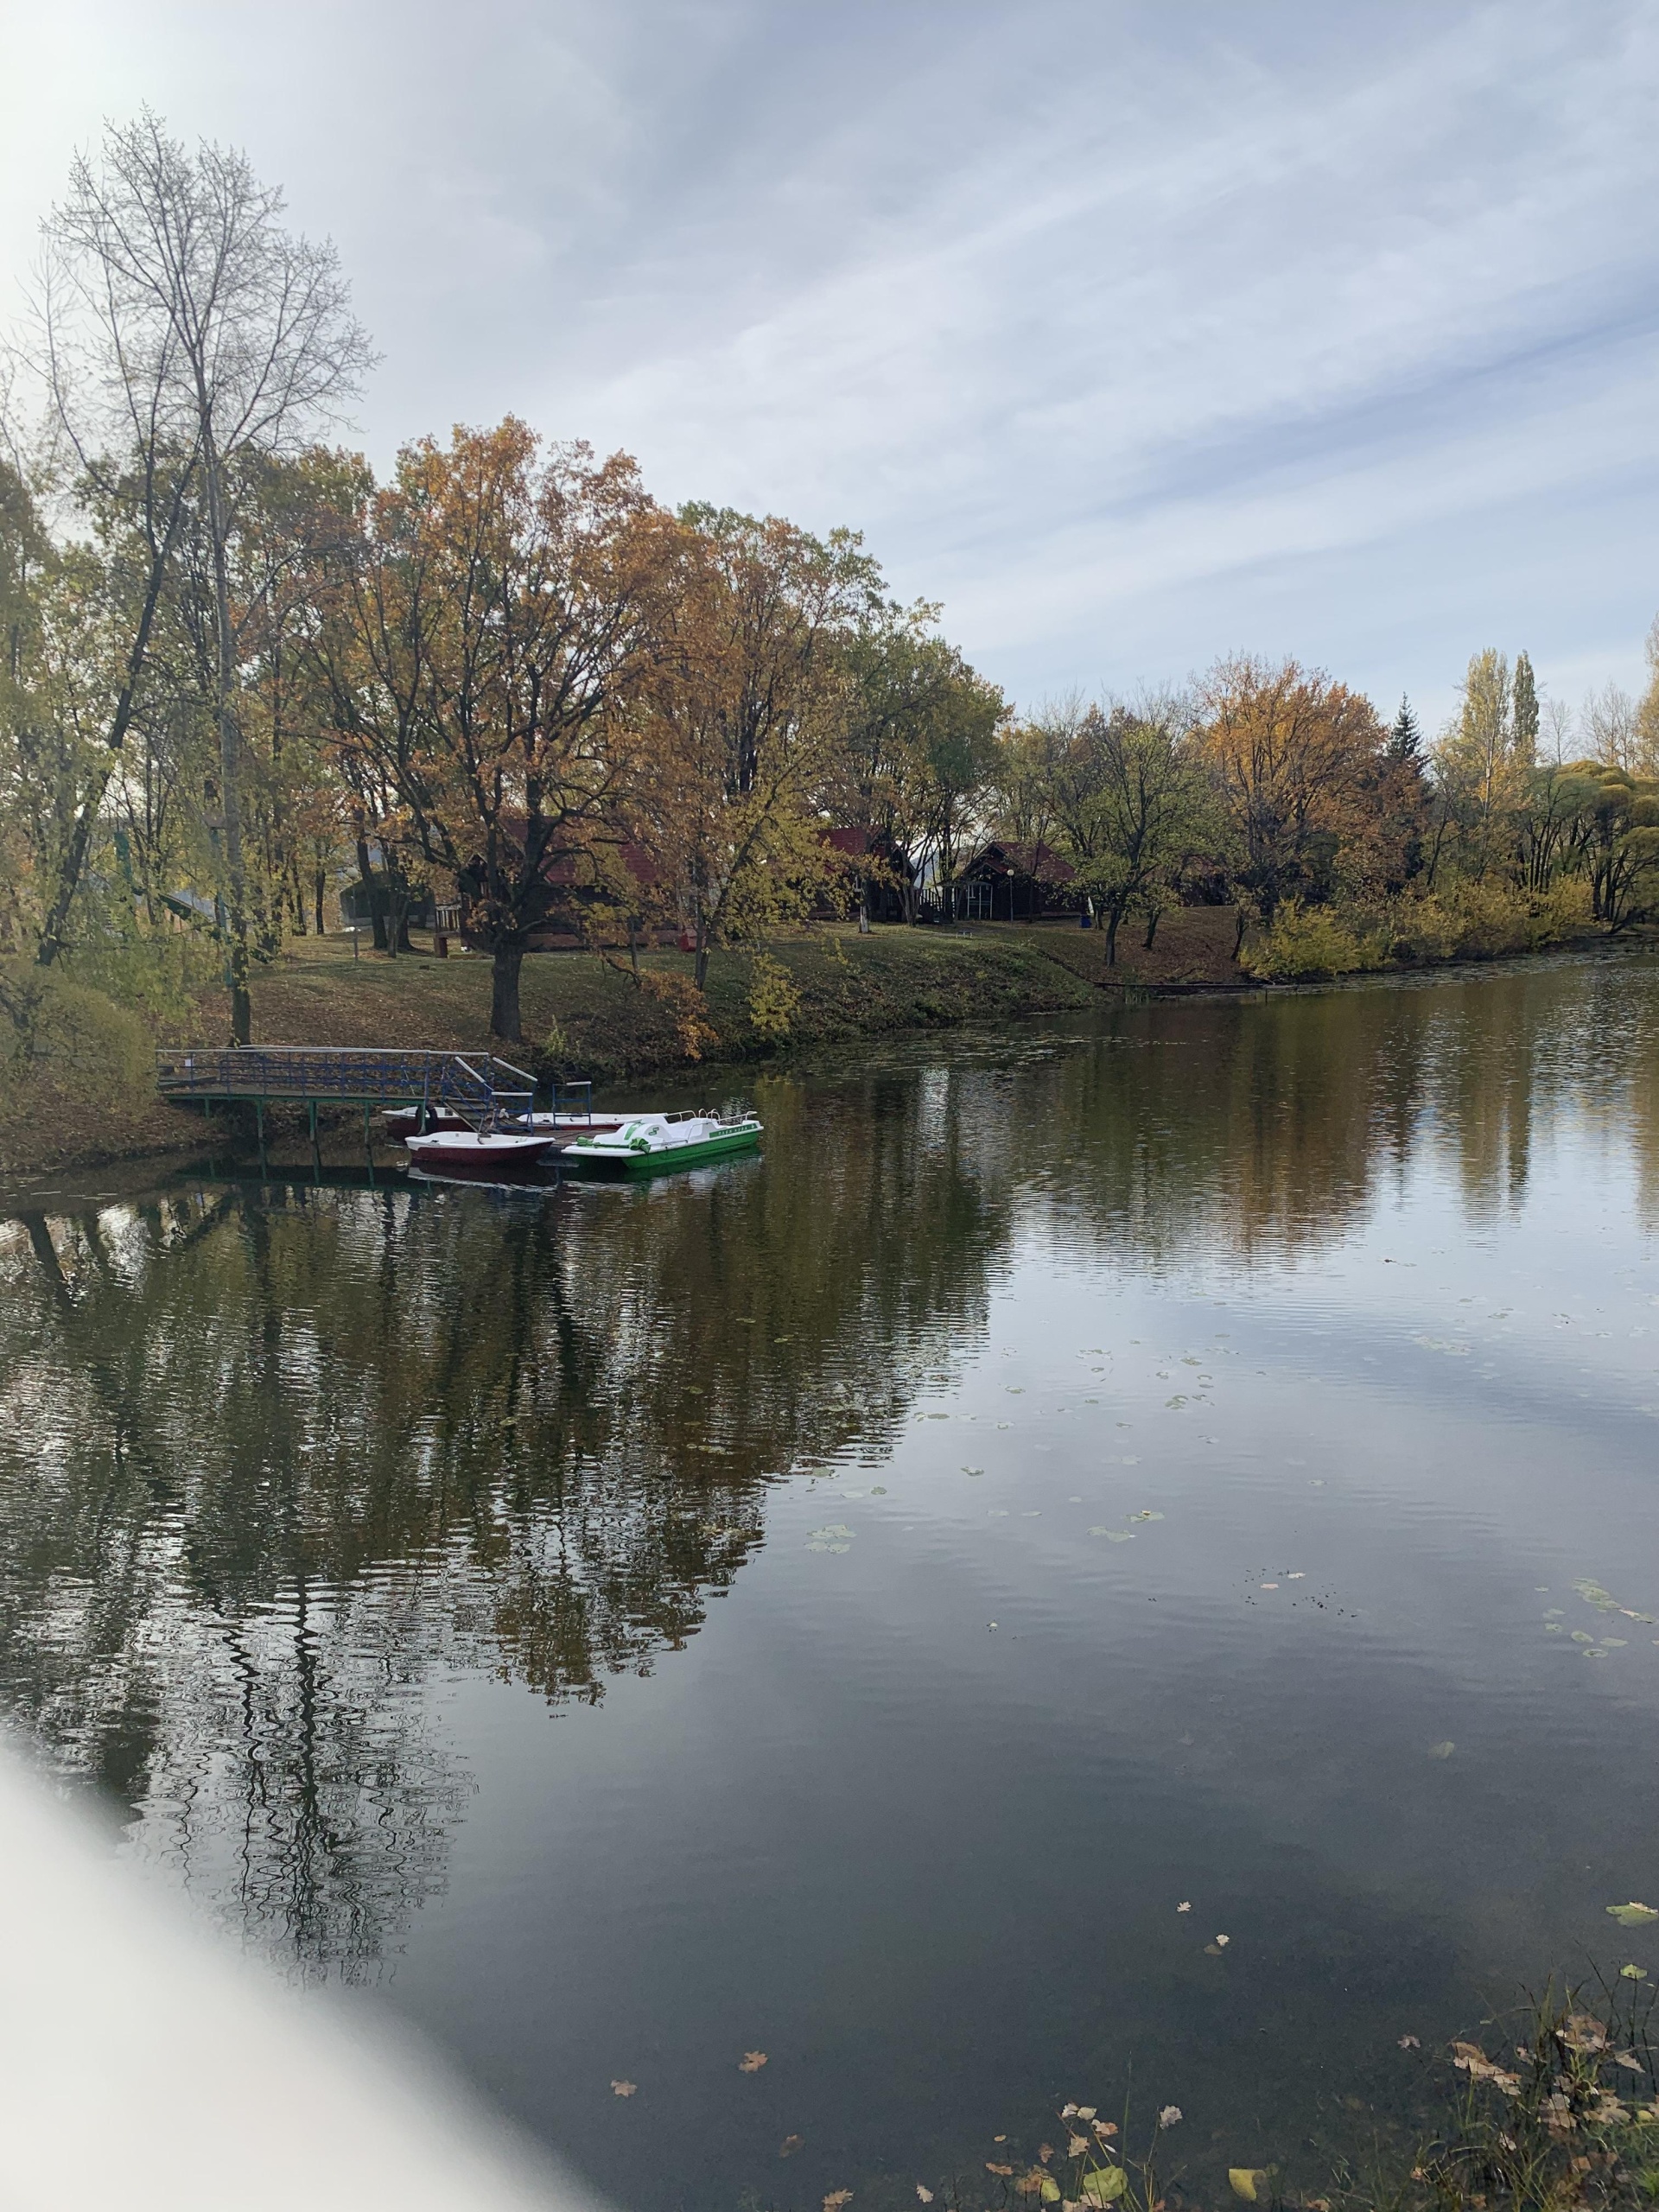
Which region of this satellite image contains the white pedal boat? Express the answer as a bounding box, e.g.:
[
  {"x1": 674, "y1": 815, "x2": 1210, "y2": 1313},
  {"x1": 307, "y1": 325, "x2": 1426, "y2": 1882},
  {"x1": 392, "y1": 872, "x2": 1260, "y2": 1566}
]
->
[{"x1": 403, "y1": 1128, "x2": 559, "y2": 1170}]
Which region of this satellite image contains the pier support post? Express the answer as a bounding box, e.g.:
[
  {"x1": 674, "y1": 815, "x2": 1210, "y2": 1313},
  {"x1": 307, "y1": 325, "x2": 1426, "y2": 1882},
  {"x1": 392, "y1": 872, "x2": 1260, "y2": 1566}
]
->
[
  {"x1": 255, "y1": 1100, "x2": 269, "y2": 1179},
  {"x1": 363, "y1": 1102, "x2": 375, "y2": 1185},
  {"x1": 308, "y1": 1101, "x2": 321, "y2": 1181}
]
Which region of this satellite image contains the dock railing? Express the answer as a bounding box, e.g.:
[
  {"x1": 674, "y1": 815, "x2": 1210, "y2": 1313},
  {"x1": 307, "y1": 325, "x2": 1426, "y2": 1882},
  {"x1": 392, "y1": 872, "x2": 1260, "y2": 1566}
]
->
[{"x1": 156, "y1": 1046, "x2": 537, "y2": 1124}]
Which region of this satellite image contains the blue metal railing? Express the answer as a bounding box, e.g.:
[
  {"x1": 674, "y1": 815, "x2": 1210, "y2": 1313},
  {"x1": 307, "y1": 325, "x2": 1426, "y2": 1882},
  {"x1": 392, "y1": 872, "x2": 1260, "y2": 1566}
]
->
[{"x1": 156, "y1": 1046, "x2": 537, "y2": 1122}]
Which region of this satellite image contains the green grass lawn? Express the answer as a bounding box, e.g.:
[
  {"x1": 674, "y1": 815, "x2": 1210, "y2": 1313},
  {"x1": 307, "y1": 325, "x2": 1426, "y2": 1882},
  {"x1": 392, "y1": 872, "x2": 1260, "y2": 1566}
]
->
[{"x1": 241, "y1": 925, "x2": 1096, "y2": 1079}]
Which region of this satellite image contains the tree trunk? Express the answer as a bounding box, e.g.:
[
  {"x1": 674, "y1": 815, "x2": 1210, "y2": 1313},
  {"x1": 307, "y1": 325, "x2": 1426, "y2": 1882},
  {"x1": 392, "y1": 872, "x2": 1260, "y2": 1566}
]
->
[
  {"x1": 354, "y1": 828, "x2": 387, "y2": 950},
  {"x1": 315, "y1": 866, "x2": 327, "y2": 937},
  {"x1": 1144, "y1": 908, "x2": 1160, "y2": 950},
  {"x1": 1104, "y1": 912, "x2": 1119, "y2": 965},
  {"x1": 1232, "y1": 909, "x2": 1247, "y2": 960},
  {"x1": 490, "y1": 941, "x2": 525, "y2": 1042},
  {"x1": 694, "y1": 920, "x2": 709, "y2": 990},
  {"x1": 35, "y1": 499, "x2": 181, "y2": 969},
  {"x1": 202, "y1": 440, "x2": 251, "y2": 1045}
]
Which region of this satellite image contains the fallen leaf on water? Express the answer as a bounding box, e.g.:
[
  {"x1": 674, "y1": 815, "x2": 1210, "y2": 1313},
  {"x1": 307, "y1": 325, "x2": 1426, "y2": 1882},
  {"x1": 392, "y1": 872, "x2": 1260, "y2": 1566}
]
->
[
  {"x1": 1622, "y1": 1964, "x2": 1649, "y2": 1980},
  {"x1": 988, "y1": 2163, "x2": 1015, "y2": 2177},
  {"x1": 1159, "y1": 2106, "x2": 1183, "y2": 2128},
  {"x1": 1039, "y1": 2145, "x2": 1055, "y2": 2164},
  {"x1": 1077, "y1": 2108, "x2": 1096, "y2": 2120},
  {"x1": 1040, "y1": 2182, "x2": 1062, "y2": 2204},
  {"x1": 1092, "y1": 2121, "x2": 1118, "y2": 2139},
  {"x1": 739, "y1": 2051, "x2": 768, "y2": 2073},
  {"x1": 612, "y1": 2080, "x2": 637, "y2": 2097},
  {"x1": 963, "y1": 1466, "x2": 985, "y2": 1476},
  {"x1": 917, "y1": 2190, "x2": 933, "y2": 2204},
  {"x1": 781, "y1": 2136, "x2": 804, "y2": 2157},
  {"x1": 1129, "y1": 1510, "x2": 1165, "y2": 1522},
  {"x1": 1615, "y1": 2052, "x2": 1646, "y2": 2073},
  {"x1": 824, "y1": 2192, "x2": 855, "y2": 2212},
  {"x1": 1067, "y1": 2136, "x2": 1090, "y2": 2158},
  {"x1": 1177, "y1": 1901, "x2": 1192, "y2": 1913},
  {"x1": 1205, "y1": 1942, "x2": 1224, "y2": 1955},
  {"x1": 1452, "y1": 2043, "x2": 1522, "y2": 2091},
  {"x1": 1080, "y1": 2169, "x2": 1127, "y2": 2206},
  {"x1": 1215, "y1": 1933, "x2": 1230, "y2": 1947},
  {"x1": 1229, "y1": 2171, "x2": 1268, "y2": 2202},
  {"x1": 1399, "y1": 2035, "x2": 1421, "y2": 2050},
  {"x1": 1427, "y1": 1741, "x2": 1456, "y2": 1759}
]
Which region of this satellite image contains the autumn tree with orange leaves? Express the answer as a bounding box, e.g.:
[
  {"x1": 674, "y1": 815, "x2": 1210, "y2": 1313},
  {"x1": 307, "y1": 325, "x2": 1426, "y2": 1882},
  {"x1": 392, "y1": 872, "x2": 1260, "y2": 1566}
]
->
[
  {"x1": 315, "y1": 418, "x2": 670, "y2": 1040},
  {"x1": 625, "y1": 506, "x2": 879, "y2": 990},
  {"x1": 1192, "y1": 655, "x2": 1395, "y2": 944}
]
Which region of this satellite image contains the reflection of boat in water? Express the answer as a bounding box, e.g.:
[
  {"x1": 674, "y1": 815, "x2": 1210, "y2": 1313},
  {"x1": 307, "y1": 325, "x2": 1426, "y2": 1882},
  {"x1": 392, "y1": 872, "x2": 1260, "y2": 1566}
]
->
[
  {"x1": 404, "y1": 1161, "x2": 556, "y2": 1193},
  {"x1": 563, "y1": 1111, "x2": 763, "y2": 1177},
  {"x1": 404, "y1": 1128, "x2": 559, "y2": 1171}
]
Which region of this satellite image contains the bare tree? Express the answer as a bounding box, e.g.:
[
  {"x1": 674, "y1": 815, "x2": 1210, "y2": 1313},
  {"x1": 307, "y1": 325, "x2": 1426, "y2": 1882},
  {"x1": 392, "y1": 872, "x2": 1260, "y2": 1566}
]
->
[
  {"x1": 33, "y1": 111, "x2": 374, "y2": 1037},
  {"x1": 1581, "y1": 681, "x2": 1641, "y2": 775}
]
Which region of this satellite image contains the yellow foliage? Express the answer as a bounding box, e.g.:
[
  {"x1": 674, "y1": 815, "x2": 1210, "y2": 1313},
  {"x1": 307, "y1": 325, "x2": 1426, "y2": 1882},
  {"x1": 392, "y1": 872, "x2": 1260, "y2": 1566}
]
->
[
  {"x1": 0, "y1": 959, "x2": 151, "y2": 1120},
  {"x1": 1243, "y1": 902, "x2": 1382, "y2": 981},
  {"x1": 746, "y1": 951, "x2": 802, "y2": 1039}
]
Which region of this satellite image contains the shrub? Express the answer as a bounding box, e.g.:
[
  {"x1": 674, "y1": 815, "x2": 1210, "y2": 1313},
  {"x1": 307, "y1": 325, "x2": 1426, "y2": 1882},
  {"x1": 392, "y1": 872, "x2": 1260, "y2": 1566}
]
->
[
  {"x1": 1388, "y1": 879, "x2": 1592, "y2": 963},
  {"x1": 0, "y1": 958, "x2": 152, "y2": 1122},
  {"x1": 1243, "y1": 902, "x2": 1382, "y2": 981}
]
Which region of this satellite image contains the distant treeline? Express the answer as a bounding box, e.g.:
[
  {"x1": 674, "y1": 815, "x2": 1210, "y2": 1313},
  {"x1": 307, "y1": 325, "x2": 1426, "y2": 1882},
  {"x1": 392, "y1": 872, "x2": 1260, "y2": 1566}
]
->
[{"x1": 3, "y1": 116, "x2": 1657, "y2": 1043}]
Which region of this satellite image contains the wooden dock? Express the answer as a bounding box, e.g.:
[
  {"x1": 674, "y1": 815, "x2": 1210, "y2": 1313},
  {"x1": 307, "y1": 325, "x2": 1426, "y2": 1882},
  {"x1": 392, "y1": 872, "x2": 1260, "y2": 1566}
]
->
[{"x1": 156, "y1": 1046, "x2": 538, "y2": 1175}]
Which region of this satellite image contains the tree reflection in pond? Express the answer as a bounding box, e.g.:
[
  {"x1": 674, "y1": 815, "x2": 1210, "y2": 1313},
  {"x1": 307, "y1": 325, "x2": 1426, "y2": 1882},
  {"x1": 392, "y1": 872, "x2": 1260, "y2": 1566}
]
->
[
  {"x1": 0, "y1": 1071, "x2": 1003, "y2": 1975},
  {"x1": 5, "y1": 952, "x2": 1659, "y2": 1987}
]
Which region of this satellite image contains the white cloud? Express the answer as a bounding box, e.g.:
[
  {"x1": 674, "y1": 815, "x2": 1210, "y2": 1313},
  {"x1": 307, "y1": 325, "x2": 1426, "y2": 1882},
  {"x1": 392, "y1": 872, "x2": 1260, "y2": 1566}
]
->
[{"x1": 2, "y1": 0, "x2": 1655, "y2": 725}]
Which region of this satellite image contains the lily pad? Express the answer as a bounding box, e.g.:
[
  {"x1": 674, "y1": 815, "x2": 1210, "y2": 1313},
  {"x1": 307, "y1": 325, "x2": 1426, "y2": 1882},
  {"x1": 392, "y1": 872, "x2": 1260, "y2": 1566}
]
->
[
  {"x1": 1229, "y1": 2171, "x2": 1269, "y2": 2202},
  {"x1": 1427, "y1": 1741, "x2": 1455, "y2": 1759},
  {"x1": 1606, "y1": 1903, "x2": 1659, "y2": 1928},
  {"x1": 1573, "y1": 1579, "x2": 1620, "y2": 1612}
]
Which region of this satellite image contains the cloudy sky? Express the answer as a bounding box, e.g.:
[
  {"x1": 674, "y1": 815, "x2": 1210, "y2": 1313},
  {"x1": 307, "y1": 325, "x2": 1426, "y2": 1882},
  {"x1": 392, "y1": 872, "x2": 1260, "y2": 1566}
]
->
[{"x1": 2, "y1": 0, "x2": 1656, "y2": 728}]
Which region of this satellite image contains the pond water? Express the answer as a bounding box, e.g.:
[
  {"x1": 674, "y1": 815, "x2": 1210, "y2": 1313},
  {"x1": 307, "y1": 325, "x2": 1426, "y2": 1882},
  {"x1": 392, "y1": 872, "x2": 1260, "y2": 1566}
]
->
[{"x1": 5, "y1": 950, "x2": 1659, "y2": 2209}]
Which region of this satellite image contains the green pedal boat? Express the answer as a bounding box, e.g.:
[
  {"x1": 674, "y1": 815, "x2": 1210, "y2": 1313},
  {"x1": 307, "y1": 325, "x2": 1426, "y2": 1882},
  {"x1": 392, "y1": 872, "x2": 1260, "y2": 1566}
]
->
[{"x1": 563, "y1": 1109, "x2": 763, "y2": 1177}]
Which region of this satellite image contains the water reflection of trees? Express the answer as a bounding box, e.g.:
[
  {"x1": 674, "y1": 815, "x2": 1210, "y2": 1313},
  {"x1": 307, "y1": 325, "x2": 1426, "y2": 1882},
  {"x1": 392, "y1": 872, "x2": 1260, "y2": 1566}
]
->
[
  {"x1": 3, "y1": 954, "x2": 1656, "y2": 1974},
  {"x1": 1010, "y1": 957, "x2": 1659, "y2": 1260},
  {"x1": 0, "y1": 1080, "x2": 1005, "y2": 1974}
]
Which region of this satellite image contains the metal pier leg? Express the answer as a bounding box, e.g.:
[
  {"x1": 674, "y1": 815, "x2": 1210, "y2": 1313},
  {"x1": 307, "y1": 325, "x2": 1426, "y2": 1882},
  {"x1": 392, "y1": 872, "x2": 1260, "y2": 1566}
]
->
[
  {"x1": 363, "y1": 1102, "x2": 375, "y2": 1185},
  {"x1": 308, "y1": 1101, "x2": 321, "y2": 1181}
]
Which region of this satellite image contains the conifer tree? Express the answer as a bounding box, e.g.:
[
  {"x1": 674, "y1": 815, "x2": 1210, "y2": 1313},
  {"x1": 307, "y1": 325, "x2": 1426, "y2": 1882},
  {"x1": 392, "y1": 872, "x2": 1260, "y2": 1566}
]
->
[
  {"x1": 1513, "y1": 652, "x2": 1540, "y2": 765},
  {"x1": 1387, "y1": 696, "x2": 1421, "y2": 760}
]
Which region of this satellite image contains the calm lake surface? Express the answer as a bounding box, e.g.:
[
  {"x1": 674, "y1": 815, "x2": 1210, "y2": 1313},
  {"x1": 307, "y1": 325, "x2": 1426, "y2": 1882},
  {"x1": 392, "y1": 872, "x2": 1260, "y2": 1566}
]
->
[{"x1": 5, "y1": 950, "x2": 1659, "y2": 2208}]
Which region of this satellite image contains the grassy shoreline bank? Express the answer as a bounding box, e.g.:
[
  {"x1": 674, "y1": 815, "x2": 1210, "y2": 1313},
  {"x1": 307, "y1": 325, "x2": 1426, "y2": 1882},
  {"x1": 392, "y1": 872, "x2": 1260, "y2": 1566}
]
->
[
  {"x1": 0, "y1": 926, "x2": 1100, "y2": 1183},
  {"x1": 1, "y1": 907, "x2": 1646, "y2": 1185}
]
